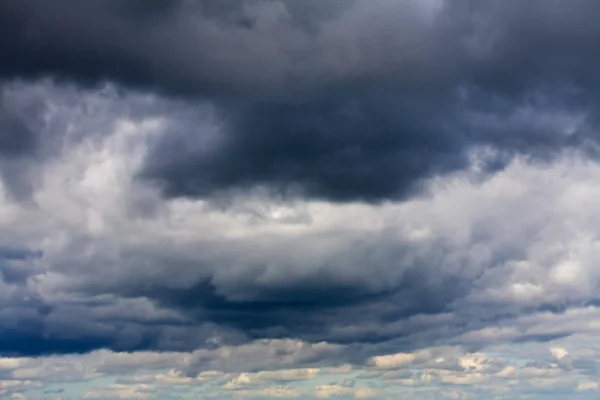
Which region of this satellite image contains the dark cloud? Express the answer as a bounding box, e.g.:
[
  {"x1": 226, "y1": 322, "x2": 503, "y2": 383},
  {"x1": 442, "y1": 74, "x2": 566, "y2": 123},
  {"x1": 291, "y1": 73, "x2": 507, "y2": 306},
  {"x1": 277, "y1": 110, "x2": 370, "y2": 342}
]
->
[
  {"x1": 142, "y1": 89, "x2": 467, "y2": 202},
  {"x1": 0, "y1": 0, "x2": 339, "y2": 97},
  {"x1": 0, "y1": 92, "x2": 44, "y2": 199},
  {"x1": 0, "y1": 201, "x2": 510, "y2": 358},
  {"x1": 0, "y1": 102, "x2": 37, "y2": 158},
  {"x1": 0, "y1": 246, "x2": 42, "y2": 261},
  {"x1": 35, "y1": 231, "x2": 469, "y2": 352},
  {"x1": 0, "y1": 246, "x2": 42, "y2": 284},
  {"x1": 3, "y1": 0, "x2": 600, "y2": 366},
  {"x1": 141, "y1": 85, "x2": 595, "y2": 202},
  {"x1": 20, "y1": 215, "x2": 574, "y2": 360},
  {"x1": 2, "y1": 0, "x2": 600, "y2": 201},
  {"x1": 3, "y1": 0, "x2": 599, "y2": 96}
]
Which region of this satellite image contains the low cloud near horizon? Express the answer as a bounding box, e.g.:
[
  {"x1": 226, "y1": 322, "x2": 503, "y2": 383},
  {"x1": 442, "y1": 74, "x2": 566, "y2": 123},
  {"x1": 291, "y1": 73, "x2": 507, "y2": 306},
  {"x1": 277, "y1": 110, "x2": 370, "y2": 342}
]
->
[{"x1": 2, "y1": 1, "x2": 600, "y2": 399}]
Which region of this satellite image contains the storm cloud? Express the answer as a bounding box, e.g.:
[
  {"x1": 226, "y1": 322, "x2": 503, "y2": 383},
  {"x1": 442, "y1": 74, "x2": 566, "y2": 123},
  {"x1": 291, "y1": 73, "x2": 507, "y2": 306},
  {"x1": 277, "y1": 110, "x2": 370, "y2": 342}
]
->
[
  {"x1": 3, "y1": 3, "x2": 600, "y2": 399},
  {"x1": 2, "y1": 0, "x2": 600, "y2": 202},
  {"x1": 1, "y1": 81, "x2": 599, "y2": 359}
]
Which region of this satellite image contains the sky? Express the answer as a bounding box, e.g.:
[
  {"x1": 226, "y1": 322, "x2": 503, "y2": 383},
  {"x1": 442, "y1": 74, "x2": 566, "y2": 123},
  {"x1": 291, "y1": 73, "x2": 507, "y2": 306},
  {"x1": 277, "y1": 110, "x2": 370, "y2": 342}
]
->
[{"x1": 2, "y1": 0, "x2": 600, "y2": 399}]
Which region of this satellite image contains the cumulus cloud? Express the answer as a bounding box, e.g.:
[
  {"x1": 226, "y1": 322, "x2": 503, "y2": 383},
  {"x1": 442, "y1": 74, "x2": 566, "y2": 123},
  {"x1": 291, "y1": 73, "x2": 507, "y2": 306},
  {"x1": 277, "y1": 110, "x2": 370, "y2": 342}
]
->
[
  {"x1": 0, "y1": 80, "x2": 600, "y2": 361},
  {"x1": 3, "y1": 335, "x2": 600, "y2": 399},
  {"x1": 4, "y1": 1, "x2": 600, "y2": 398}
]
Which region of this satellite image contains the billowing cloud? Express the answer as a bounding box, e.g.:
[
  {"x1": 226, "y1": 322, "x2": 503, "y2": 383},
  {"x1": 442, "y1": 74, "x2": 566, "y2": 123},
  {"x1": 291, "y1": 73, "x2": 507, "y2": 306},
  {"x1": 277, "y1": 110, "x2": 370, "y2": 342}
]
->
[
  {"x1": 0, "y1": 81, "x2": 599, "y2": 361},
  {"x1": 2, "y1": 0, "x2": 600, "y2": 202},
  {"x1": 3, "y1": 1, "x2": 600, "y2": 398}
]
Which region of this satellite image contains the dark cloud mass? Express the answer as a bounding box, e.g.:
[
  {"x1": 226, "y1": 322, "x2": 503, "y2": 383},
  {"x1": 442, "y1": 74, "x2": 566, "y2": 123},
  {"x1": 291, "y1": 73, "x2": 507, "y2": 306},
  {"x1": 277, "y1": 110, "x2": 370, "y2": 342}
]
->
[
  {"x1": 143, "y1": 90, "x2": 468, "y2": 202},
  {"x1": 2, "y1": 0, "x2": 600, "y2": 366},
  {"x1": 2, "y1": 0, "x2": 600, "y2": 201}
]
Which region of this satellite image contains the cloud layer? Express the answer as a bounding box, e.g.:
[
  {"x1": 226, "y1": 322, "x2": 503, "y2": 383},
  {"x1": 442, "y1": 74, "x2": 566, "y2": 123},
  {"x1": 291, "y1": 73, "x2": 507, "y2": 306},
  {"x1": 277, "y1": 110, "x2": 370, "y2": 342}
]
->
[
  {"x1": 3, "y1": 0, "x2": 600, "y2": 201},
  {"x1": 2, "y1": 1, "x2": 600, "y2": 398},
  {"x1": 1, "y1": 81, "x2": 600, "y2": 358}
]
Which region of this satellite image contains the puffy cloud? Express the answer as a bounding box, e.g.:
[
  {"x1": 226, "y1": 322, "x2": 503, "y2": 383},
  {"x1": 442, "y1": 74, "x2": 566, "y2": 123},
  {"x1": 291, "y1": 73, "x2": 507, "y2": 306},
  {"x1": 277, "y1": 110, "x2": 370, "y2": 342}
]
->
[
  {"x1": 222, "y1": 368, "x2": 319, "y2": 389},
  {"x1": 5, "y1": 1, "x2": 600, "y2": 398},
  {"x1": 0, "y1": 335, "x2": 598, "y2": 398},
  {"x1": 1, "y1": 81, "x2": 600, "y2": 361}
]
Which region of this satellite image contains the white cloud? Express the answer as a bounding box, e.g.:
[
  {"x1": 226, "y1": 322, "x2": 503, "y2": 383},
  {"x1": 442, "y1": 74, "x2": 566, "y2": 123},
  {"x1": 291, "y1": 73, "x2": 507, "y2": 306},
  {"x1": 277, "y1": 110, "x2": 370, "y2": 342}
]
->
[
  {"x1": 314, "y1": 384, "x2": 382, "y2": 399},
  {"x1": 577, "y1": 381, "x2": 599, "y2": 392},
  {"x1": 83, "y1": 384, "x2": 154, "y2": 399},
  {"x1": 223, "y1": 368, "x2": 319, "y2": 389}
]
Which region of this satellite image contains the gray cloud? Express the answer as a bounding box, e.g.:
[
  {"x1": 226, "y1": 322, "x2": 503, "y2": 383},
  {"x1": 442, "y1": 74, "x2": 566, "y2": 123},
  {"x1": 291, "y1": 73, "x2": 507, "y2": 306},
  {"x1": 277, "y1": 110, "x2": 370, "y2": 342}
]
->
[
  {"x1": 0, "y1": 79, "x2": 597, "y2": 368},
  {"x1": 3, "y1": 0, "x2": 600, "y2": 96},
  {"x1": 2, "y1": 0, "x2": 600, "y2": 202},
  {"x1": 3, "y1": 2, "x2": 600, "y2": 380}
]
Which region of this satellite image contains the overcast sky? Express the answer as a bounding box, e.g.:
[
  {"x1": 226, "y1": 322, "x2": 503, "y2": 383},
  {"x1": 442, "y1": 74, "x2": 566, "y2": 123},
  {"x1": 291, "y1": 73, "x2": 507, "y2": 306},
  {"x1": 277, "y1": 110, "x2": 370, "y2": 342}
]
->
[{"x1": 2, "y1": 0, "x2": 600, "y2": 399}]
